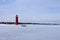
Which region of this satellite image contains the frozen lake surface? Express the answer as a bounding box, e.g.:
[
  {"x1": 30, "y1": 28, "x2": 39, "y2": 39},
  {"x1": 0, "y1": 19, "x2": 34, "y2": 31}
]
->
[{"x1": 0, "y1": 25, "x2": 60, "y2": 40}]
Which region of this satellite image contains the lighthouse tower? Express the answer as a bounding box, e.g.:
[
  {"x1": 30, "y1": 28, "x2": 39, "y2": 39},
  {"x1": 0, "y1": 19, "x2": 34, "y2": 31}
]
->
[{"x1": 15, "y1": 15, "x2": 18, "y2": 25}]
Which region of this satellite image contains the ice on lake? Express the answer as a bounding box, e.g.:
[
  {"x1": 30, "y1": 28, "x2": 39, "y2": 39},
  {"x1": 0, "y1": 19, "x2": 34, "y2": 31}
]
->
[{"x1": 0, "y1": 25, "x2": 60, "y2": 40}]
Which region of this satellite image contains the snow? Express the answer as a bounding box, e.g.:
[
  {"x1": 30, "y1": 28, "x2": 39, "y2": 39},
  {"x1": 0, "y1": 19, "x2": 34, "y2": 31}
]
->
[{"x1": 0, "y1": 25, "x2": 60, "y2": 40}]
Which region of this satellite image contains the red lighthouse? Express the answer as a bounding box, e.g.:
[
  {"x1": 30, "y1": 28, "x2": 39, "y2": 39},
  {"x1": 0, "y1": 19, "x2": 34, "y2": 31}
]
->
[{"x1": 16, "y1": 15, "x2": 18, "y2": 25}]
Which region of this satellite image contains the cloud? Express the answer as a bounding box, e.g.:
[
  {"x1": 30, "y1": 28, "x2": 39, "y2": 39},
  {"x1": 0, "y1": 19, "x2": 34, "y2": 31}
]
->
[{"x1": 0, "y1": 0, "x2": 60, "y2": 23}]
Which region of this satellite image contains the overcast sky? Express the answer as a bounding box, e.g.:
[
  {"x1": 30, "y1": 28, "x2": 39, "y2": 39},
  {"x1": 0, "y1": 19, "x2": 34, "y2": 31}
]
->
[{"x1": 0, "y1": 0, "x2": 60, "y2": 23}]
